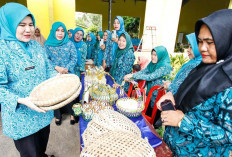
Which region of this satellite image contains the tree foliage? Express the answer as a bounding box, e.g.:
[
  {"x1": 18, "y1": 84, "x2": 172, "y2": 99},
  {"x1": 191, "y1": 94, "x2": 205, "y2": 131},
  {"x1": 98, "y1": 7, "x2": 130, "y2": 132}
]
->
[{"x1": 123, "y1": 16, "x2": 140, "y2": 38}]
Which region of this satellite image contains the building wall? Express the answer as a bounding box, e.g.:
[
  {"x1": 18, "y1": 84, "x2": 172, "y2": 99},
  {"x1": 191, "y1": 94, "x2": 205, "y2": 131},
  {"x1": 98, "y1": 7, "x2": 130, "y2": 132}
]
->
[
  {"x1": 75, "y1": 0, "x2": 146, "y2": 38},
  {"x1": 177, "y1": 0, "x2": 230, "y2": 44}
]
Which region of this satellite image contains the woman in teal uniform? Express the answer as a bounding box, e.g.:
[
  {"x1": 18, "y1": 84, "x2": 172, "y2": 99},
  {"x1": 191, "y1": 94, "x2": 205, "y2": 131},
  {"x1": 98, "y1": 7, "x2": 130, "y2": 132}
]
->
[{"x1": 0, "y1": 3, "x2": 57, "y2": 157}]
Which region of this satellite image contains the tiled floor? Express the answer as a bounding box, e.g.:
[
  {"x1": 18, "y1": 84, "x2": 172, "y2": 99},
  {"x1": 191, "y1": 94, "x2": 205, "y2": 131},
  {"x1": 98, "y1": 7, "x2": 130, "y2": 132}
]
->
[{"x1": 0, "y1": 113, "x2": 80, "y2": 157}]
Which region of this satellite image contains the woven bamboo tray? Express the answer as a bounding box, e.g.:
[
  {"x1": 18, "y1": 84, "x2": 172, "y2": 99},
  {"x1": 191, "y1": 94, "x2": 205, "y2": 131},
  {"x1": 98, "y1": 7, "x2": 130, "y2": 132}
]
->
[
  {"x1": 82, "y1": 109, "x2": 141, "y2": 145},
  {"x1": 81, "y1": 131, "x2": 156, "y2": 157},
  {"x1": 30, "y1": 74, "x2": 81, "y2": 107},
  {"x1": 40, "y1": 84, "x2": 82, "y2": 111}
]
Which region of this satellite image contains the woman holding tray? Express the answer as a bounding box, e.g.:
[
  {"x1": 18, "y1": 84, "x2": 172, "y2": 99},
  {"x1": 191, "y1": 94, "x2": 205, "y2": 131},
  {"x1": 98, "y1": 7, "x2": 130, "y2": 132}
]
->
[
  {"x1": 45, "y1": 22, "x2": 78, "y2": 125},
  {"x1": 0, "y1": 3, "x2": 57, "y2": 157}
]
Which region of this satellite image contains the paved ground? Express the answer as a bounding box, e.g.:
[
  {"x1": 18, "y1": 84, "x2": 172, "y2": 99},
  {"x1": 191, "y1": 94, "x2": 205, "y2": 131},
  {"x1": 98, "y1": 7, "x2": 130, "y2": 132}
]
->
[{"x1": 0, "y1": 113, "x2": 80, "y2": 157}]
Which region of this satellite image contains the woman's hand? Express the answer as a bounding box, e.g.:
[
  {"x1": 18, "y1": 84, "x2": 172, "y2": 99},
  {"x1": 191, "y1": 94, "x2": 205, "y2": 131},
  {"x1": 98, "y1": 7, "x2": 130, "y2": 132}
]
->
[
  {"x1": 113, "y1": 83, "x2": 120, "y2": 89},
  {"x1": 100, "y1": 44, "x2": 106, "y2": 51},
  {"x1": 55, "y1": 66, "x2": 68, "y2": 74},
  {"x1": 124, "y1": 74, "x2": 133, "y2": 81},
  {"x1": 18, "y1": 97, "x2": 46, "y2": 113},
  {"x1": 156, "y1": 92, "x2": 175, "y2": 110},
  {"x1": 161, "y1": 110, "x2": 185, "y2": 127},
  {"x1": 103, "y1": 60, "x2": 107, "y2": 69},
  {"x1": 163, "y1": 80, "x2": 171, "y2": 90},
  {"x1": 111, "y1": 37, "x2": 118, "y2": 43}
]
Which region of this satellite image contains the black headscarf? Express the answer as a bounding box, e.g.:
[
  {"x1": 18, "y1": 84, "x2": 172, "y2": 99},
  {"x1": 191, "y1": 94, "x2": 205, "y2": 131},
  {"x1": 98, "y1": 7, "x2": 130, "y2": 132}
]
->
[{"x1": 174, "y1": 9, "x2": 232, "y2": 113}]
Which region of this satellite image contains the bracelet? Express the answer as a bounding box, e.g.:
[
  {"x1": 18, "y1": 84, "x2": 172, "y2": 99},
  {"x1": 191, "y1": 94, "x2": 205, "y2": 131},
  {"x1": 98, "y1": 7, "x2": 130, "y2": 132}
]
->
[{"x1": 178, "y1": 117, "x2": 184, "y2": 127}]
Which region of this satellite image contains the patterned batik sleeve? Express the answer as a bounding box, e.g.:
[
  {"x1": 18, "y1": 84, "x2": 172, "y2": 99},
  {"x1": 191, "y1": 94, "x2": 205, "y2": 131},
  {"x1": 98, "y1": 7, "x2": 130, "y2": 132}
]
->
[
  {"x1": 80, "y1": 43, "x2": 87, "y2": 72},
  {"x1": 133, "y1": 66, "x2": 171, "y2": 81},
  {"x1": 66, "y1": 42, "x2": 77, "y2": 73},
  {"x1": 103, "y1": 42, "x2": 109, "y2": 60},
  {"x1": 179, "y1": 87, "x2": 232, "y2": 145},
  {"x1": 43, "y1": 47, "x2": 58, "y2": 78},
  {"x1": 44, "y1": 45, "x2": 56, "y2": 67},
  {"x1": 0, "y1": 57, "x2": 19, "y2": 112},
  {"x1": 117, "y1": 51, "x2": 135, "y2": 84},
  {"x1": 93, "y1": 48, "x2": 99, "y2": 66}
]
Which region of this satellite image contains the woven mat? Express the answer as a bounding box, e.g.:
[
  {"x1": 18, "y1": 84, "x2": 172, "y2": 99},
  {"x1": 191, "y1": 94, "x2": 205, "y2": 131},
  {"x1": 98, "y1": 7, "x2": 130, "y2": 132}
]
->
[
  {"x1": 81, "y1": 131, "x2": 156, "y2": 157},
  {"x1": 30, "y1": 74, "x2": 81, "y2": 107},
  {"x1": 82, "y1": 109, "x2": 141, "y2": 145}
]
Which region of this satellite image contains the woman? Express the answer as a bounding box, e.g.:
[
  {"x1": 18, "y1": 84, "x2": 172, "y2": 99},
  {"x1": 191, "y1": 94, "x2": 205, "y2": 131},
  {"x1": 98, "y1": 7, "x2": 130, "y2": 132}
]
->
[
  {"x1": 31, "y1": 26, "x2": 46, "y2": 47},
  {"x1": 86, "y1": 32, "x2": 96, "y2": 60},
  {"x1": 70, "y1": 27, "x2": 87, "y2": 78},
  {"x1": 44, "y1": 22, "x2": 78, "y2": 125},
  {"x1": 125, "y1": 46, "x2": 171, "y2": 117},
  {"x1": 0, "y1": 3, "x2": 57, "y2": 156},
  {"x1": 93, "y1": 31, "x2": 104, "y2": 67},
  {"x1": 163, "y1": 33, "x2": 202, "y2": 95},
  {"x1": 110, "y1": 32, "x2": 135, "y2": 92},
  {"x1": 68, "y1": 29, "x2": 73, "y2": 38},
  {"x1": 102, "y1": 30, "x2": 113, "y2": 72},
  {"x1": 103, "y1": 16, "x2": 126, "y2": 70},
  {"x1": 137, "y1": 56, "x2": 149, "y2": 70},
  {"x1": 157, "y1": 9, "x2": 232, "y2": 156}
]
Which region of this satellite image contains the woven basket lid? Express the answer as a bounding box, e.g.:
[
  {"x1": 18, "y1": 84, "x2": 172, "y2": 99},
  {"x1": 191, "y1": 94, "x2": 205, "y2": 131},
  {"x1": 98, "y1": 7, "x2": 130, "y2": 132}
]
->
[
  {"x1": 30, "y1": 74, "x2": 81, "y2": 107},
  {"x1": 39, "y1": 84, "x2": 82, "y2": 111},
  {"x1": 81, "y1": 131, "x2": 156, "y2": 157},
  {"x1": 82, "y1": 109, "x2": 141, "y2": 145}
]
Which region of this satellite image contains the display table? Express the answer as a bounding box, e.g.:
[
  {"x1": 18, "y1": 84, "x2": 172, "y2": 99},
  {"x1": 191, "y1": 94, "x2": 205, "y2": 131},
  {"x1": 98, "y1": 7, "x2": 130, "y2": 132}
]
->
[{"x1": 78, "y1": 74, "x2": 173, "y2": 156}]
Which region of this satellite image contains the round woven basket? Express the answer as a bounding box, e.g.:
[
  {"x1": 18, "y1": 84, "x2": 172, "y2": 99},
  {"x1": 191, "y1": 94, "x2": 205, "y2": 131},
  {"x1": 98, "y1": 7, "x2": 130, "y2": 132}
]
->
[
  {"x1": 40, "y1": 84, "x2": 82, "y2": 111},
  {"x1": 116, "y1": 97, "x2": 145, "y2": 117},
  {"x1": 30, "y1": 74, "x2": 81, "y2": 107},
  {"x1": 81, "y1": 131, "x2": 156, "y2": 157},
  {"x1": 82, "y1": 109, "x2": 141, "y2": 145}
]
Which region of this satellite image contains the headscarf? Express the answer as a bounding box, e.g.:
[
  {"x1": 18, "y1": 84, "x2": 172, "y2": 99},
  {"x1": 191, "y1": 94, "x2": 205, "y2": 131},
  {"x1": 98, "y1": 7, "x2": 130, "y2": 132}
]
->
[
  {"x1": 138, "y1": 56, "x2": 149, "y2": 70},
  {"x1": 86, "y1": 32, "x2": 96, "y2": 59},
  {"x1": 113, "y1": 16, "x2": 125, "y2": 37},
  {"x1": 0, "y1": 3, "x2": 35, "y2": 58},
  {"x1": 31, "y1": 26, "x2": 46, "y2": 47},
  {"x1": 110, "y1": 32, "x2": 134, "y2": 77},
  {"x1": 94, "y1": 31, "x2": 103, "y2": 49},
  {"x1": 95, "y1": 31, "x2": 106, "y2": 65},
  {"x1": 44, "y1": 22, "x2": 69, "y2": 46},
  {"x1": 105, "y1": 30, "x2": 112, "y2": 41},
  {"x1": 174, "y1": 33, "x2": 202, "y2": 79},
  {"x1": 69, "y1": 29, "x2": 74, "y2": 34},
  {"x1": 175, "y1": 9, "x2": 232, "y2": 113},
  {"x1": 146, "y1": 46, "x2": 171, "y2": 95},
  {"x1": 70, "y1": 27, "x2": 85, "y2": 66},
  {"x1": 111, "y1": 16, "x2": 126, "y2": 66}
]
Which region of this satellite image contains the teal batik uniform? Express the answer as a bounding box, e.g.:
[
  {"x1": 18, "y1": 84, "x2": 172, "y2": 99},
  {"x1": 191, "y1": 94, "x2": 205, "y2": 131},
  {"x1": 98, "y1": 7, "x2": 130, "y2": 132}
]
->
[
  {"x1": 165, "y1": 10, "x2": 232, "y2": 156},
  {"x1": 93, "y1": 31, "x2": 104, "y2": 67},
  {"x1": 103, "y1": 30, "x2": 114, "y2": 68},
  {"x1": 110, "y1": 32, "x2": 135, "y2": 91},
  {"x1": 70, "y1": 27, "x2": 87, "y2": 78},
  {"x1": 132, "y1": 46, "x2": 172, "y2": 107},
  {"x1": 86, "y1": 32, "x2": 96, "y2": 59},
  {"x1": 111, "y1": 16, "x2": 126, "y2": 66},
  {"x1": 45, "y1": 22, "x2": 77, "y2": 74},
  {"x1": 0, "y1": 3, "x2": 57, "y2": 140},
  {"x1": 169, "y1": 33, "x2": 202, "y2": 95}
]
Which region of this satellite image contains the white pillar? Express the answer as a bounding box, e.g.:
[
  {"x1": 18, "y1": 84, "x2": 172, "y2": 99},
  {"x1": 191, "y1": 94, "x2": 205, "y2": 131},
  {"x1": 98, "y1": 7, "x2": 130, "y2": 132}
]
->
[{"x1": 142, "y1": 0, "x2": 182, "y2": 54}]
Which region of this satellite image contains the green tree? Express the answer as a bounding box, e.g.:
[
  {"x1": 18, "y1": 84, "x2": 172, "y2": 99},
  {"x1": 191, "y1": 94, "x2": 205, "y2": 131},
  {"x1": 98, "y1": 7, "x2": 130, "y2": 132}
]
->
[{"x1": 123, "y1": 16, "x2": 140, "y2": 38}]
